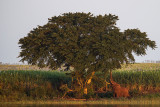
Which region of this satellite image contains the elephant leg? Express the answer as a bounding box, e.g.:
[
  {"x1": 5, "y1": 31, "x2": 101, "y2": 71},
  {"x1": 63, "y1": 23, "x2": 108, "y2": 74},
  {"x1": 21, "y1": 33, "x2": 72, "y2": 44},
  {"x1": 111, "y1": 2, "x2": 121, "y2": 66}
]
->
[
  {"x1": 113, "y1": 93, "x2": 116, "y2": 97},
  {"x1": 116, "y1": 94, "x2": 119, "y2": 98}
]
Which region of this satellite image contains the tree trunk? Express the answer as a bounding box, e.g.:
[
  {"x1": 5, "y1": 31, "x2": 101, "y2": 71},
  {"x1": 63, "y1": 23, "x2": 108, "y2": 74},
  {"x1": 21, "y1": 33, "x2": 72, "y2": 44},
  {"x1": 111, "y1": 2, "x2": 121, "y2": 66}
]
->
[
  {"x1": 84, "y1": 87, "x2": 88, "y2": 95},
  {"x1": 110, "y1": 70, "x2": 113, "y2": 81},
  {"x1": 83, "y1": 71, "x2": 95, "y2": 95}
]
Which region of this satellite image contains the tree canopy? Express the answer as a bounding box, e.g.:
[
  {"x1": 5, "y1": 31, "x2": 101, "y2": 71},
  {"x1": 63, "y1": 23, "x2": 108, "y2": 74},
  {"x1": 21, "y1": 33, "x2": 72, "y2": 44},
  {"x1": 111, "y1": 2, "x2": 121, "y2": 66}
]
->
[
  {"x1": 19, "y1": 12, "x2": 156, "y2": 96},
  {"x1": 19, "y1": 12, "x2": 156, "y2": 73}
]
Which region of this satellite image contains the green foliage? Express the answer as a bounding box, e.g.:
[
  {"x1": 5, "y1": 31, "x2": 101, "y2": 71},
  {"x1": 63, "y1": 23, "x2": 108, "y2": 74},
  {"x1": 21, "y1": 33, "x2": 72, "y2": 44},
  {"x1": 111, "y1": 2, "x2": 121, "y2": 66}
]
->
[
  {"x1": 18, "y1": 12, "x2": 156, "y2": 72},
  {"x1": 92, "y1": 72, "x2": 107, "y2": 89},
  {"x1": 110, "y1": 70, "x2": 160, "y2": 86},
  {"x1": 0, "y1": 70, "x2": 71, "y2": 101},
  {"x1": 0, "y1": 69, "x2": 160, "y2": 101}
]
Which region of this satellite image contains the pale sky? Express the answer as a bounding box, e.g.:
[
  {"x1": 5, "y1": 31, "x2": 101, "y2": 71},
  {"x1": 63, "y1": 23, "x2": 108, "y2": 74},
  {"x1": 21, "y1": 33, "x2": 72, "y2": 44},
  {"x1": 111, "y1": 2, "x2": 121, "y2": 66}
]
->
[{"x1": 0, "y1": 0, "x2": 160, "y2": 64}]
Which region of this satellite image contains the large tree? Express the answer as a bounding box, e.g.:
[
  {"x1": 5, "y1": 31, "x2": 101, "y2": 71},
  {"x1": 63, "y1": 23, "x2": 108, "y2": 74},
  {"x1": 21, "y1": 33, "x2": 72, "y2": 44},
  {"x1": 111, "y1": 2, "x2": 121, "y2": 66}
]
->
[{"x1": 19, "y1": 12, "x2": 156, "y2": 96}]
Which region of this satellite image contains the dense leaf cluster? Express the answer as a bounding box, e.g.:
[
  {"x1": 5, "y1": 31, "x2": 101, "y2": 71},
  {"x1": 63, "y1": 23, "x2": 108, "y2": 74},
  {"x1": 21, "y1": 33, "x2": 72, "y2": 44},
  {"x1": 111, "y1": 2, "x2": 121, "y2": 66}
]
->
[{"x1": 19, "y1": 12, "x2": 156, "y2": 73}]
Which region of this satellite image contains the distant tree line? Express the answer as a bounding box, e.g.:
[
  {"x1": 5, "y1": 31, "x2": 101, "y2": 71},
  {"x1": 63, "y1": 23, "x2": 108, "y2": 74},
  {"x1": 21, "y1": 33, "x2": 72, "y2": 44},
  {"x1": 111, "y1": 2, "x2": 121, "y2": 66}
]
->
[{"x1": 143, "y1": 60, "x2": 160, "y2": 63}]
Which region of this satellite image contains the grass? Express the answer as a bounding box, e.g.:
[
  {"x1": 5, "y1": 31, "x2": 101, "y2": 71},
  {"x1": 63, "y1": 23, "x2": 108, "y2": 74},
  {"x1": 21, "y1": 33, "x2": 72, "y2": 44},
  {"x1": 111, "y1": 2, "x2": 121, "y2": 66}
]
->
[
  {"x1": 0, "y1": 64, "x2": 50, "y2": 71},
  {"x1": 1, "y1": 63, "x2": 160, "y2": 71},
  {"x1": 108, "y1": 63, "x2": 160, "y2": 93},
  {"x1": 1, "y1": 98, "x2": 160, "y2": 105},
  {"x1": 0, "y1": 70, "x2": 71, "y2": 101},
  {"x1": 0, "y1": 63, "x2": 160, "y2": 103},
  {"x1": 118, "y1": 63, "x2": 160, "y2": 72},
  {"x1": 109, "y1": 70, "x2": 160, "y2": 92}
]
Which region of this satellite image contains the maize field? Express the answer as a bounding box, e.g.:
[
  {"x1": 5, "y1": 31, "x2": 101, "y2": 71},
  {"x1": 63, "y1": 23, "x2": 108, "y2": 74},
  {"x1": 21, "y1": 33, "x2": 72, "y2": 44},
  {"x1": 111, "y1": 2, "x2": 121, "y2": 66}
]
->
[{"x1": 0, "y1": 63, "x2": 160, "y2": 101}]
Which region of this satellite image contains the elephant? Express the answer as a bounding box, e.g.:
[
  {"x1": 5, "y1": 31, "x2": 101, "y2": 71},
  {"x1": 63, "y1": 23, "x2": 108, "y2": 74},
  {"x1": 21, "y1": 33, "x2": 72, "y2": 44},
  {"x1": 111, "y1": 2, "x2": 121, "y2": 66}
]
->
[{"x1": 109, "y1": 71, "x2": 129, "y2": 98}]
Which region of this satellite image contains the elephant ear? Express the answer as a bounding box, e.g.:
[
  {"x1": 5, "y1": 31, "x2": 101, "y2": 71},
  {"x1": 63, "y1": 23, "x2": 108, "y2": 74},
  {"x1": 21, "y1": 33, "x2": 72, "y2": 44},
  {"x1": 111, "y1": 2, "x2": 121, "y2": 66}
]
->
[{"x1": 110, "y1": 80, "x2": 120, "y2": 87}]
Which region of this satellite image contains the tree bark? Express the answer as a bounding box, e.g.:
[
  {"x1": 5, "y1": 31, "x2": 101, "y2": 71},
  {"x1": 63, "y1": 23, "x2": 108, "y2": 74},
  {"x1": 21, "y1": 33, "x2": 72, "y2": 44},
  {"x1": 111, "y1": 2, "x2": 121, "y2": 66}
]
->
[{"x1": 83, "y1": 71, "x2": 95, "y2": 95}]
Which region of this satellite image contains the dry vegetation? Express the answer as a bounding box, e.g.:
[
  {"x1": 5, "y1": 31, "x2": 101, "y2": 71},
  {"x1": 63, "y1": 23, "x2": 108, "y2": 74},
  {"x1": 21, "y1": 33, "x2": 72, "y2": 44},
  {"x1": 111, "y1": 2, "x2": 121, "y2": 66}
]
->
[
  {"x1": 1, "y1": 63, "x2": 160, "y2": 71},
  {"x1": 0, "y1": 64, "x2": 50, "y2": 71},
  {"x1": 118, "y1": 63, "x2": 160, "y2": 72}
]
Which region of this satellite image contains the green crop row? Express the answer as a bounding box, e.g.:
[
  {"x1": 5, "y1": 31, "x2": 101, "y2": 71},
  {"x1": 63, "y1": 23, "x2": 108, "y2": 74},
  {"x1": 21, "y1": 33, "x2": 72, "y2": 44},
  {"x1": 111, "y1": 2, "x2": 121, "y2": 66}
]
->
[
  {"x1": 0, "y1": 70, "x2": 71, "y2": 101},
  {"x1": 108, "y1": 70, "x2": 160, "y2": 92},
  {"x1": 0, "y1": 69, "x2": 160, "y2": 101}
]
